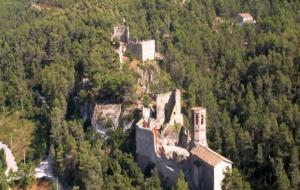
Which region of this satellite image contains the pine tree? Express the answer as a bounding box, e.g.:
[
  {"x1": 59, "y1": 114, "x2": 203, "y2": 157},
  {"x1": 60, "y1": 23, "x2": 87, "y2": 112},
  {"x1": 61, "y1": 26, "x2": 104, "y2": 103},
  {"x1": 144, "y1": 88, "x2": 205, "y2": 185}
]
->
[
  {"x1": 275, "y1": 158, "x2": 291, "y2": 190},
  {"x1": 289, "y1": 147, "x2": 300, "y2": 190},
  {"x1": 222, "y1": 168, "x2": 251, "y2": 190},
  {"x1": 144, "y1": 168, "x2": 162, "y2": 190},
  {"x1": 173, "y1": 171, "x2": 189, "y2": 190}
]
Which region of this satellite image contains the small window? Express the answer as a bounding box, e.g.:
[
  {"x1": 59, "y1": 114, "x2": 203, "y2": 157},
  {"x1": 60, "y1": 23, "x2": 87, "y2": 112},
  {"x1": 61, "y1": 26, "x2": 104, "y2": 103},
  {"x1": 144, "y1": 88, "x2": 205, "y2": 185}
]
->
[
  {"x1": 195, "y1": 114, "x2": 199, "y2": 125},
  {"x1": 201, "y1": 115, "x2": 204, "y2": 125}
]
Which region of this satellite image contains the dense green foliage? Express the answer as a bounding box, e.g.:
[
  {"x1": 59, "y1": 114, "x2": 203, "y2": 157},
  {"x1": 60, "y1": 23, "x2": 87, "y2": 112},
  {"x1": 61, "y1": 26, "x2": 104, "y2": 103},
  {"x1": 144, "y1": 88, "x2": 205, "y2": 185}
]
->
[
  {"x1": 0, "y1": 0, "x2": 299, "y2": 189},
  {"x1": 222, "y1": 168, "x2": 251, "y2": 190},
  {"x1": 0, "y1": 150, "x2": 6, "y2": 171},
  {"x1": 11, "y1": 163, "x2": 36, "y2": 189},
  {"x1": 173, "y1": 171, "x2": 189, "y2": 190}
]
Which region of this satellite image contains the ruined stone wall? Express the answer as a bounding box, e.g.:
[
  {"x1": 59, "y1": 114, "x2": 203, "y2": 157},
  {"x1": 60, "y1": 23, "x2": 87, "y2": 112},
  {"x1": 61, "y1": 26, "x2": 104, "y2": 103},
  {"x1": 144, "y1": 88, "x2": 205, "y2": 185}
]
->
[
  {"x1": 156, "y1": 91, "x2": 173, "y2": 125},
  {"x1": 128, "y1": 40, "x2": 155, "y2": 61},
  {"x1": 155, "y1": 151, "x2": 190, "y2": 188},
  {"x1": 156, "y1": 158, "x2": 180, "y2": 186},
  {"x1": 91, "y1": 104, "x2": 122, "y2": 134},
  {"x1": 191, "y1": 155, "x2": 214, "y2": 190},
  {"x1": 156, "y1": 90, "x2": 183, "y2": 127},
  {"x1": 168, "y1": 89, "x2": 184, "y2": 126},
  {"x1": 141, "y1": 40, "x2": 155, "y2": 61},
  {"x1": 112, "y1": 26, "x2": 129, "y2": 43},
  {"x1": 136, "y1": 127, "x2": 157, "y2": 169},
  {"x1": 128, "y1": 42, "x2": 143, "y2": 60}
]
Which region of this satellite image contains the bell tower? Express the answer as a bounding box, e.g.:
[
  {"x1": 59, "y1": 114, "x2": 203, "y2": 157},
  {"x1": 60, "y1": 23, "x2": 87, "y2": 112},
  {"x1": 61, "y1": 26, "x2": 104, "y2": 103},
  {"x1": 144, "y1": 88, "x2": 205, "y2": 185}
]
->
[{"x1": 191, "y1": 107, "x2": 207, "y2": 147}]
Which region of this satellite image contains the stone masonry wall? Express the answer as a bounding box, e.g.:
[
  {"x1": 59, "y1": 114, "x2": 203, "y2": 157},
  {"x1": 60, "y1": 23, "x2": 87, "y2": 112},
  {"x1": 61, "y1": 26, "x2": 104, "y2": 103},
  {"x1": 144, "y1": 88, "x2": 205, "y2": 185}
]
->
[
  {"x1": 128, "y1": 40, "x2": 155, "y2": 61},
  {"x1": 156, "y1": 89, "x2": 183, "y2": 127},
  {"x1": 135, "y1": 127, "x2": 157, "y2": 169},
  {"x1": 156, "y1": 91, "x2": 173, "y2": 125},
  {"x1": 128, "y1": 42, "x2": 143, "y2": 60},
  {"x1": 141, "y1": 40, "x2": 155, "y2": 61}
]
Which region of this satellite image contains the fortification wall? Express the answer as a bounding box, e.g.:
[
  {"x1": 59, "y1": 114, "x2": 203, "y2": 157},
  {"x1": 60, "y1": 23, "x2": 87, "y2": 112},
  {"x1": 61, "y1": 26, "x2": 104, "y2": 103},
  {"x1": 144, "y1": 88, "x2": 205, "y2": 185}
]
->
[
  {"x1": 112, "y1": 26, "x2": 129, "y2": 43},
  {"x1": 128, "y1": 40, "x2": 155, "y2": 61},
  {"x1": 156, "y1": 158, "x2": 180, "y2": 186},
  {"x1": 141, "y1": 40, "x2": 155, "y2": 61},
  {"x1": 128, "y1": 42, "x2": 143, "y2": 60},
  {"x1": 168, "y1": 90, "x2": 183, "y2": 126},
  {"x1": 156, "y1": 91, "x2": 173, "y2": 124},
  {"x1": 136, "y1": 127, "x2": 157, "y2": 169},
  {"x1": 156, "y1": 90, "x2": 183, "y2": 127}
]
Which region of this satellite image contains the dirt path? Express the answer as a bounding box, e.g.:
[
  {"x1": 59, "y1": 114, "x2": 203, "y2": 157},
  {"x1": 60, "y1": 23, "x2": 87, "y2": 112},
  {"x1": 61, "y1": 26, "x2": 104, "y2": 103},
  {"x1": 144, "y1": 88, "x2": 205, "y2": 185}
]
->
[{"x1": 0, "y1": 142, "x2": 18, "y2": 176}]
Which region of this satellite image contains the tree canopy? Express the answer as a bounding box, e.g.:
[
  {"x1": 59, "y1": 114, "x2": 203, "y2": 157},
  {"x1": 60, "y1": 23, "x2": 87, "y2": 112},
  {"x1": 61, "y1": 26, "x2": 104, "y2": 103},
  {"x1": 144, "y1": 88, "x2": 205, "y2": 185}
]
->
[{"x1": 0, "y1": 0, "x2": 299, "y2": 189}]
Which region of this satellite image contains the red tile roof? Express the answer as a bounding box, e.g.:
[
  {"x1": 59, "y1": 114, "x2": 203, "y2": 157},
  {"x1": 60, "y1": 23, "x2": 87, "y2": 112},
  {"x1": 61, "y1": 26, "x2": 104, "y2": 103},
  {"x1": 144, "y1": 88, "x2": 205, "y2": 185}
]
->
[
  {"x1": 191, "y1": 145, "x2": 232, "y2": 167},
  {"x1": 238, "y1": 13, "x2": 253, "y2": 19}
]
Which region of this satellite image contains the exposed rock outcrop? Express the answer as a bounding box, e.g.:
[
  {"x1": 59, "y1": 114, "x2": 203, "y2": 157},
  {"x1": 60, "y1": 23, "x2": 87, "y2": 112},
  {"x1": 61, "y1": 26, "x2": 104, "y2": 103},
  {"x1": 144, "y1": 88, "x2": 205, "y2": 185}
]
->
[{"x1": 91, "y1": 104, "x2": 122, "y2": 135}]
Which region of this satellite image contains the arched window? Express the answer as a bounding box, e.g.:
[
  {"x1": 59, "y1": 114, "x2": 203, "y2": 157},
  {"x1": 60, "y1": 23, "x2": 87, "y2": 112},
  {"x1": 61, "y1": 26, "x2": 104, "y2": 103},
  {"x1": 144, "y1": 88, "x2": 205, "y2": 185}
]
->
[
  {"x1": 195, "y1": 114, "x2": 199, "y2": 125},
  {"x1": 201, "y1": 115, "x2": 204, "y2": 125}
]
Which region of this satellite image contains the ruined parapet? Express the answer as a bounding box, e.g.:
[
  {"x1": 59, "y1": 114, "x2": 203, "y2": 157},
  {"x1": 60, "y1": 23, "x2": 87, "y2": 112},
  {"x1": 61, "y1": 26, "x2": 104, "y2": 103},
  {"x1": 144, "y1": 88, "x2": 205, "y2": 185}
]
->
[
  {"x1": 156, "y1": 89, "x2": 184, "y2": 127},
  {"x1": 135, "y1": 119, "x2": 158, "y2": 170},
  {"x1": 91, "y1": 104, "x2": 122, "y2": 135},
  {"x1": 156, "y1": 91, "x2": 173, "y2": 125},
  {"x1": 162, "y1": 145, "x2": 190, "y2": 161},
  {"x1": 128, "y1": 40, "x2": 155, "y2": 62},
  {"x1": 155, "y1": 147, "x2": 190, "y2": 187},
  {"x1": 155, "y1": 158, "x2": 181, "y2": 186},
  {"x1": 167, "y1": 89, "x2": 183, "y2": 127},
  {"x1": 111, "y1": 25, "x2": 129, "y2": 43},
  {"x1": 179, "y1": 127, "x2": 190, "y2": 148}
]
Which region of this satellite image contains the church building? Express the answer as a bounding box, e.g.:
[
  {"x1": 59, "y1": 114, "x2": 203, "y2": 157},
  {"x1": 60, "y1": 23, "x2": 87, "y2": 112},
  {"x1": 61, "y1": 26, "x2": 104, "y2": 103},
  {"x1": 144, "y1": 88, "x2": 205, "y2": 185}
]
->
[
  {"x1": 190, "y1": 107, "x2": 232, "y2": 190},
  {"x1": 135, "y1": 90, "x2": 232, "y2": 190}
]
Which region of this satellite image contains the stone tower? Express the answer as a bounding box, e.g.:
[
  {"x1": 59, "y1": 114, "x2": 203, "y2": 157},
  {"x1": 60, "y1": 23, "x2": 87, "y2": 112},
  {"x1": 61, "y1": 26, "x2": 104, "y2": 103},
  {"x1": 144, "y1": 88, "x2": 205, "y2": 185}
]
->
[{"x1": 191, "y1": 107, "x2": 208, "y2": 147}]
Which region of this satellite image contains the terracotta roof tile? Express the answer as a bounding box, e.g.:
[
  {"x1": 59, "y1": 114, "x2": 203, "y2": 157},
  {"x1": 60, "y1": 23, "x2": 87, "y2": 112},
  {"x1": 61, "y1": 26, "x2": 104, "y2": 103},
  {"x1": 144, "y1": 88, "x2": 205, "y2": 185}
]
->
[
  {"x1": 191, "y1": 145, "x2": 233, "y2": 167},
  {"x1": 238, "y1": 13, "x2": 253, "y2": 19}
]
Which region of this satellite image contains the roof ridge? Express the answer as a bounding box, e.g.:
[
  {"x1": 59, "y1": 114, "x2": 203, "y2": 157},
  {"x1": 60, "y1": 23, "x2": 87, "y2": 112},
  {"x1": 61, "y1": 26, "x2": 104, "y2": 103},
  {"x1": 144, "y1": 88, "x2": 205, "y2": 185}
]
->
[
  {"x1": 191, "y1": 145, "x2": 233, "y2": 166},
  {"x1": 204, "y1": 146, "x2": 233, "y2": 164}
]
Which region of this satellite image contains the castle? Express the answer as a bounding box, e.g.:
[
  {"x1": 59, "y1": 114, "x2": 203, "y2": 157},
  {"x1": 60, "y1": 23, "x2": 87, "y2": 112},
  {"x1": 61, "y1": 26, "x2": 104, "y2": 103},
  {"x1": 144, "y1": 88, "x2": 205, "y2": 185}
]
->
[
  {"x1": 110, "y1": 25, "x2": 232, "y2": 189},
  {"x1": 135, "y1": 89, "x2": 232, "y2": 190},
  {"x1": 111, "y1": 25, "x2": 155, "y2": 62}
]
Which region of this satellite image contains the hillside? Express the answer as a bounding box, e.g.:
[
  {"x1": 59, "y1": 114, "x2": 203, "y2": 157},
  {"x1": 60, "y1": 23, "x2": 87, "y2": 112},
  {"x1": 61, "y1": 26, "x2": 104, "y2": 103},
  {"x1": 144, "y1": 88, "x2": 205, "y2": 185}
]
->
[{"x1": 0, "y1": 0, "x2": 299, "y2": 189}]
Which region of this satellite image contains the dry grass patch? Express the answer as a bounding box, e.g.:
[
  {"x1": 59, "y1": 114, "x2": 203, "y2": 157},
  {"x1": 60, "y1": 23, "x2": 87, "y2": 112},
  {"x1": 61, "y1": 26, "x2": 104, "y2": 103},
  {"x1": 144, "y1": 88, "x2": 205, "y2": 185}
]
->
[{"x1": 0, "y1": 111, "x2": 36, "y2": 162}]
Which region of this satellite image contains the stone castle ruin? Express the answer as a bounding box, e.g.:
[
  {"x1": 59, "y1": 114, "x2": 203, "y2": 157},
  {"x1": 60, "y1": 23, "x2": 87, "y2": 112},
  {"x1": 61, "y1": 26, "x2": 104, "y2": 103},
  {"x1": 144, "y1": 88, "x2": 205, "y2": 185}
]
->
[
  {"x1": 135, "y1": 89, "x2": 232, "y2": 190},
  {"x1": 127, "y1": 39, "x2": 155, "y2": 62},
  {"x1": 111, "y1": 25, "x2": 155, "y2": 62},
  {"x1": 111, "y1": 25, "x2": 129, "y2": 43}
]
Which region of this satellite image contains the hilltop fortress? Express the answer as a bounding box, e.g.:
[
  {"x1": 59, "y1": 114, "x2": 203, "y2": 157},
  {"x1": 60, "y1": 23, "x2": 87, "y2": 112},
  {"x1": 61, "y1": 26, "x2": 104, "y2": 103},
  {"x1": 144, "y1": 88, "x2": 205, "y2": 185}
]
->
[
  {"x1": 109, "y1": 25, "x2": 232, "y2": 189},
  {"x1": 135, "y1": 89, "x2": 232, "y2": 190},
  {"x1": 111, "y1": 25, "x2": 155, "y2": 62}
]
